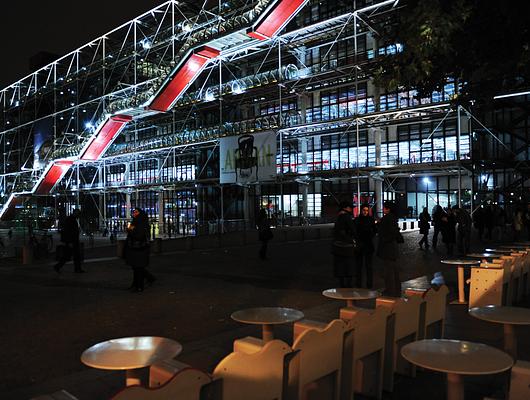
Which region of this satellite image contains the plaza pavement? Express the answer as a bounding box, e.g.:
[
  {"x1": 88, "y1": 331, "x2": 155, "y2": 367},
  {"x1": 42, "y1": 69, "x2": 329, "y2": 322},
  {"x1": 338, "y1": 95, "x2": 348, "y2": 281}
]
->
[{"x1": 1, "y1": 227, "x2": 529, "y2": 399}]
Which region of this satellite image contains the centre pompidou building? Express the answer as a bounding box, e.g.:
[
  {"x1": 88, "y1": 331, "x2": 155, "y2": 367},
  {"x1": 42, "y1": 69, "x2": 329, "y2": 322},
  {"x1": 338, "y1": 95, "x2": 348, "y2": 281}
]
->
[{"x1": 1, "y1": 0, "x2": 528, "y2": 235}]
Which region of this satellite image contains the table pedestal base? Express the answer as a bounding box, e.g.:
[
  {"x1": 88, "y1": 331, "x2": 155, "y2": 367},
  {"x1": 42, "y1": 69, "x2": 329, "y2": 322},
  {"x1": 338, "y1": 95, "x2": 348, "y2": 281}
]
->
[
  {"x1": 262, "y1": 324, "x2": 274, "y2": 343},
  {"x1": 450, "y1": 267, "x2": 468, "y2": 305},
  {"x1": 446, "y1": 373, "x2": 464, "y2": 400},
  {"x1": 503, "y1": 324, "x2": 517, "y2": 359},
  {"x1": 126, "y1": 368, "x2": 147, "y2": 387}
]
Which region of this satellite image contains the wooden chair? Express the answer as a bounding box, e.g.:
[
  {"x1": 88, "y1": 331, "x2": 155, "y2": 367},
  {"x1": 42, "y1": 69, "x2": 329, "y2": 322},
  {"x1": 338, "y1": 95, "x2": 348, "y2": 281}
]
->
[
  {"x1": 212, "y1": 339, "x2": 297, "y2": 400},
  {"x1": 376, "y1": 295, "x2": 423, "y2": 392},
  {"x1": 468, "y1": 263, "x2": 505, "y2": 308},
  {"x1": 112, "y1": 368, "x2": 211, "y2": 400},
  {"x1": 404, "y1": 285, "x2": 448, "y2": 339},
  {"x1": 509, "y1": 252, "x2": 525, "y2": 303},
  {"x1": 292, "y1": 319, "x2": 348, "y2": 400},
  {"x1": 492, "y1": 257, "x2": 513, "y2": 306},
  {"x1": 340, "y1": 305, "x2": 391, "y2": 400}
]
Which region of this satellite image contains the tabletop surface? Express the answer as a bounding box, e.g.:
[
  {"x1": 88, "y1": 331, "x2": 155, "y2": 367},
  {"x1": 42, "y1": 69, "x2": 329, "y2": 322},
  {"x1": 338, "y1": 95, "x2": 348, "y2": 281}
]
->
[
  {"x1": 81, "y1": 336, "x2": 182, "y2": 370},
  {"x1": 485, "y1": 248, "x2": 514, "y2": 253},
  {"x1": 500, "y1": 245, "x2": 530, "y2": 249},
  {"x1": 469, "y1": 306, "x2": 530, "y2": 325},
  {"x1": 466, "y1": 253, "x2": 501, "y2": 258},
  {"x1": 401, "y1": 339, "x2": 513, "y2": 375},
  {"x1": 322, "y1": 288, "x2": 381, "y2": 301},
  {"x1": 231, "y1": 307, "x2": 304, "y2": 325},
  {"x1": 440, "y1": 259, "x2": 480, "y2": 266}
]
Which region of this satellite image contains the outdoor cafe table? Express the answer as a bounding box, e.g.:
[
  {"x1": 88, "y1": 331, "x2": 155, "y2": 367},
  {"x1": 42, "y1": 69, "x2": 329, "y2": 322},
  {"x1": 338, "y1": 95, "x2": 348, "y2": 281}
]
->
[
  {"x1": 469, "y1": 305, "x2": 530, "y2": 358},
  {"x1": 401, "y1": 339, "x2": 513, "y2": 400},
  {"x1": 322, "y1": 288, "x2": 381, "y2": 308},
  {"x1": 466, "y1": 253, "x2": 503, "y2": 262},
  {"x1": 440, "y1": 259, "x2": 480, "y2": 304},
  {"x1": 485, "y1": 248, "x2": 513, "y2": 254},
  {"x1": 231, "y1": 307, "x2": 304, "y2": 342},
  {"x1": 81, "y1": 336, "x2": 182, "y2": 386}
]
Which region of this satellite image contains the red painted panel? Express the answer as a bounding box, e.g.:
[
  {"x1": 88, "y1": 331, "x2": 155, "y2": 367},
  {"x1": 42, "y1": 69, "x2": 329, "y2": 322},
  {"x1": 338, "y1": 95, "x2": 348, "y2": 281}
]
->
[
  {"x1": 252, "y1": 0, "x2": 307, "y2": 38},
  {"x1": 148, "y1": 48, "x2": 219, "y2": 112},
  {"x1": 80, "y1": 115, "x2": 131, "y2": 161},
  {"x1": 196, "y1": 46, "x2": 220, "y2": 59},
  {"x1": 0, "y1": 195, "x2": 26, "y2": 221},
  {"x1": 247, "y1": 31, "x2": 269, "y2": 41},
  {"x1": 35, "y1": 160, "x2": 74, "y2": 195}
]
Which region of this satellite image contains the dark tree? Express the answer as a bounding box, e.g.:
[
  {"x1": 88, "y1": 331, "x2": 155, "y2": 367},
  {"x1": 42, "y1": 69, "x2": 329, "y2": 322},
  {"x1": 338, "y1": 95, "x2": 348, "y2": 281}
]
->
[{"x1": 374, "y1": 0, "x2": 530, "y2": 104}]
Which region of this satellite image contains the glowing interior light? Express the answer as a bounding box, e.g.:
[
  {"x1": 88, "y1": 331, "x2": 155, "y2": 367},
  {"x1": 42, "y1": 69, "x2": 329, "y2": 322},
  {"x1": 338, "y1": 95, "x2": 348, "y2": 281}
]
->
[
  {"x1": 204, "y1": 88, "x2": 215, "y2": 102},
  {"x1": 182, "y1": 22, "x2": 193, "y2": 32},
  {"x1": 423, "y1": 177, "x2": 430, "y2": 184},
  {"x1": 140, "y1": 38, "x2": 152, "y2": 50}
]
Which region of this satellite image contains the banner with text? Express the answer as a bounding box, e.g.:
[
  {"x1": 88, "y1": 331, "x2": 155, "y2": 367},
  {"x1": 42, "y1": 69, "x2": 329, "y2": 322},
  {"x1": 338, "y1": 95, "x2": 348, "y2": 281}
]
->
[{"x1": 220, "y1": 131, "x2": 277, "y2": 184}]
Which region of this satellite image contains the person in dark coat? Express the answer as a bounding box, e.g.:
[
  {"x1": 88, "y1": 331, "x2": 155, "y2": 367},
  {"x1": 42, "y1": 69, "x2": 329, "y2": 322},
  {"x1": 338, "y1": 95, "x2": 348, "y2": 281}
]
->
[
  {"x1": 353, "y1": 204, "x2": 376, "y2": 288},
  {"x1": 453, "y1": 205, "x2": 472, "y2": 255},
  {"x1": 441, "y1": 207, "x2": 457, "y2": 256},
  {"x1": 332, "y1": 201, "x2": 357, "y2": 288},
  {"x1": 432, "y1": 205, "x2": 445, "y2": 249},
  {"x1": 257, "y1": 209, "x2": 273, "y2": 260},
  {"x1": 54, "y1": 209, "x2": 85, "y2": 273},
  {"x1": 418, "y1": 207, "x2": 431, "y2": 249},
  {"x1": 125, "y1": 208, "x2": 155, "y2": 292},
  {"x1": 376, "y1": 201, "x2": 402, "y2": 297},
  {"x1": 473, "y1": 206, "x2": 486, "y2": 241}
]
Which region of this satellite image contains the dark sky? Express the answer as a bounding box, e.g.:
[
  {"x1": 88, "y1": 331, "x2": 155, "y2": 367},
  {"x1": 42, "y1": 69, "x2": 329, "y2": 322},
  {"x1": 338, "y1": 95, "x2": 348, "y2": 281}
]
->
[{"x1": 0, "y1": 0, "x2": 165, "y2": 89}]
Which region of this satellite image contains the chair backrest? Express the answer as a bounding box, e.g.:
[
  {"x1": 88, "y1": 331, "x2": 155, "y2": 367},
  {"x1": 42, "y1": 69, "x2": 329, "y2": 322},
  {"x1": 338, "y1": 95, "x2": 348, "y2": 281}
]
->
[
  {"x1": 344, "y1": 306, "x2": 391, "y2": 360},
  {"x1": 292, "y1": 319, "x2": 347, "y2": 392},
  {"x1": 212, "y1": 339, "x2": 292, "y2": 400},
  {"x1": 422, "y1": 285, "x2": 449, "y2": 328},
  {"x1": 376, "y1": 296, "x2": 423, "y2": 341},
  {"x1": 111, "y1": 368, "x2": 211, "y2": 400}
]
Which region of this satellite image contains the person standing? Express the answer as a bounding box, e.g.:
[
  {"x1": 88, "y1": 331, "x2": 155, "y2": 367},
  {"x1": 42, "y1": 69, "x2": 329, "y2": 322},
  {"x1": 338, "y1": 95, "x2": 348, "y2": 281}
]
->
[
  {"x1": 432, "y1": 205, "x2": 445, "y2": 249},
  {"x1": 442, "y1": 208, "x2": 457, "y2": 256},
  {"x1": 54, "y1": 209, "x2": 85, "y2": 273},
  {"x1": 257, "y1": 209, "x2": 273, "y2": 260},
  {"x1": 473, "y1": 206, "x2": 486, "y2": 242},
  {"x1": 453, "y1": 205, "x2": 472, "y2": 255},
  {"x1": 353, "y1": 204, "x2": 376, "y2": 288},
  {"x1": 125, "y1": 208, "x2": 155, "y2": 292},
  {"x1": 418, "y1": 207, "x2": 431, "y2": 249},
  {"x1": 377, "y1": 201, "x2": 402, "y2": 297},
  {"x1": 513, "y1": 206, "x2": 524, "y2": 242},
  {"x1": 332, "y1": 201, "x2": 357, "y2": 288}
]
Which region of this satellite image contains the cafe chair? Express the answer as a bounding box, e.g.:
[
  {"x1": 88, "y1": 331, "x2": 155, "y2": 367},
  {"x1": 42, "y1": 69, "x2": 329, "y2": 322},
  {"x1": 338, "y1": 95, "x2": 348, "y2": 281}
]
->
[
  {"x1": 491, "y1": 257, "x2": 513, "y2": 306},
  {"x1": 375, "y1": 295, "x2": 423, "y2": 391},
  {"x1": 111, "y1": 367, "x2": 211, "y2": 400},
  {"x1": 508, "y1": 360, "x2": 530, "y2": 400},
  {"x1": 340, "y1": 305, "x2": 391, "y2": 400},
  {"x1": 470, "y1": 261, "x2": 509, "y2": 308},
  {"x1": 292, "y1": 319, "x2": 348, "y2": 400},
  {"x1": 233, "y1": 336, "x2": 265, "y2": 354},
  {"x1": 212, "y1": 339, "x2": 298, "y2": 400},
  {"x1": 404, "y1": 285, "x2": 448, "y2": 339},
  {"x1": 150, "y1": 359, "x2": 193, "y2": 388},
  {"x1": 509, "y1": 252, "x2": 525, "y2": 303},
  {"x1": 31, "y1": 390, "x2": 79, "y2": 400}
]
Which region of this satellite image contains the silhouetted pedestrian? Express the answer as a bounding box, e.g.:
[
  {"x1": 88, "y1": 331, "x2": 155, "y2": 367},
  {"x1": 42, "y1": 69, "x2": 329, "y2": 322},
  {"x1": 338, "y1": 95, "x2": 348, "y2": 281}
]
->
[
  {"x1": 453, "y1": 205, "x2": 472, "y2": 255},
  {"x1": 377, "y1": 201, "x2": 402, "y2": 297},
  {"x1": 124, "y1": 208, "x2": 155, "y2": 292},
  {"x1": 418, "y1": 207, "x2": 431, "y2": 249},
  {"x1": 441, "y1": 208, "x2": 457, "y2": 256},
  {"x1": 353, "y1": 204, "x2": 376, "y2": 288},
  {"x1": 257, "y1": 209, "x2": 273, "y2": 259},
  {"x1": 54, "y1": 209, "x2": 85, "y2": 273},
  {"x1": 332, "y1": 201, "x2": 357, "y2": 288},
  {"x1": 432, "y1": 205, "x2": 445, "y2": 249}
]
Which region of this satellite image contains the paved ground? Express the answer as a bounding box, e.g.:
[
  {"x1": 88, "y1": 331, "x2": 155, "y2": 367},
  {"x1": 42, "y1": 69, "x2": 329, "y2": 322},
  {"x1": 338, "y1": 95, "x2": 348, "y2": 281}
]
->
[{"x1": 0, "y1": 227, "x2": 528, "y2": 399}]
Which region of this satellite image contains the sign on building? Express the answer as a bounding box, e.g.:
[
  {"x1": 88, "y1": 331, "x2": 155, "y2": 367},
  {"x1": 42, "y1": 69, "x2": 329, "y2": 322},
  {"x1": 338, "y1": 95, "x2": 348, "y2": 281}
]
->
[{"x1": 220, "y1": 131, "x2": 277, "y2": 184}]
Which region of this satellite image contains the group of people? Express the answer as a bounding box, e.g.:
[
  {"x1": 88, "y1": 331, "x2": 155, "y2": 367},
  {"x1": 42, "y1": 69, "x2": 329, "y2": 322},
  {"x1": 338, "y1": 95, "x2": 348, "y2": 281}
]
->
[
  {"x1": 53, "y1": 207, "x2": 156, "y2": 293},
  {"x1": 418, "y1": 205, "x2": 472, "y2": 256},
  {"x1": 331, "y1": 201, "x2": 403, "y2": 297}
]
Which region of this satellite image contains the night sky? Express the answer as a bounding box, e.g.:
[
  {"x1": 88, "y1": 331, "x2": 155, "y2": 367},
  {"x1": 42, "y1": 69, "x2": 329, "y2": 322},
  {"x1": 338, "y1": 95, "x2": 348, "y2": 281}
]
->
[{"x1": 0, "y1": 0, "x2": 165, "y2": 89}]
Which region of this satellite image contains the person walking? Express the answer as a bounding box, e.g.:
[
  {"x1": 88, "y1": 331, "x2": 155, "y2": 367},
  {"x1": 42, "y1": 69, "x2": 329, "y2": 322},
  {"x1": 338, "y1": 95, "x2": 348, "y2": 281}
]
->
[
  {"x1": 473, "y1": 206, "x2": 486, "y2": 242},
  {"x1": 332, "y1": 201, "x2": 357, "y2": 288},
  {"x1": 54, "y1": 209, "x2": 85, "y2": 273},
  {"x1": 441, "y1": 207, "x2": 457, "y2": 256},
  {"x1": 354, "y1": 204, "x2": 376, "y2": 288},
  {"x1": 432, "y1": 205, "x2": 445, "y2": 249},
  {"x1": 125, "y1": 208, "x2": 155, "y2": 292},
  {"x1": 257, "y1": 208, "x2": 273, "y2": 259},
  {"x1": 418, "y1": 207, "x2": 431, "y2": 249},
  {"x1": 453, "y1": 205, "x2": 472, "y2": 255},
  {"x1": 376, "y1": 201, "x2": 402, "y2": 297}
]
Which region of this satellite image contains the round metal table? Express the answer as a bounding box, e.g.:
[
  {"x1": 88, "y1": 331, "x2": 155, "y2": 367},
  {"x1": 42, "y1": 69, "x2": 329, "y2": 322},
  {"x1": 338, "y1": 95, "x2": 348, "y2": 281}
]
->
[
  {"x1": 322, "y1": 288, "x2": 381, "y2": 307},
  {"x1": 231, "y1": 307, "x2": 304, "y2": 342},
  {"x1": 469, "y1": 305, "x2": 530, "y2": 358},
  {"x1": 81, "y1": 336, "x2": 182, "y2": 386},
  {"x1": 440, "y1": 259, "x2": 480, "y2": 304},
  {"x1": 401, "y1": 339, "x2": 513, "y2": 400}
]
